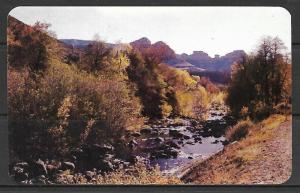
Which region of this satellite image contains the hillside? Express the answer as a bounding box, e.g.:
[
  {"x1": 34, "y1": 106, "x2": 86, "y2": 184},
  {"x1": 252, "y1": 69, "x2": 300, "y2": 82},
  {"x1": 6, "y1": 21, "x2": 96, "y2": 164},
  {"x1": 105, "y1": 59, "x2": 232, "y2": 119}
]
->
[
  {"x1": 182, "y1": 115, "x2": 292, "y2": 184},
  {"x1": 61, "y1": 37, "x2": 245, "y2": 73},
  {"x1": 8, "y1": 16, "x2": 74, "y2": 62}
]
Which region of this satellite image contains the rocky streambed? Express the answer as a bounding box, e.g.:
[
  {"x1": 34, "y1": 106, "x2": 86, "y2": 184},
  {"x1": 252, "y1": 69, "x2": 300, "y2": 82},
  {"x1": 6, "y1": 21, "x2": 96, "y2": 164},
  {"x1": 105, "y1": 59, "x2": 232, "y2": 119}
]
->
[
  {"x1": 10, "y1": 103, "x2": 235, "y2": 184},
  {"x1": 129, "y1": 103, "x2": 235, "y2": 177}
]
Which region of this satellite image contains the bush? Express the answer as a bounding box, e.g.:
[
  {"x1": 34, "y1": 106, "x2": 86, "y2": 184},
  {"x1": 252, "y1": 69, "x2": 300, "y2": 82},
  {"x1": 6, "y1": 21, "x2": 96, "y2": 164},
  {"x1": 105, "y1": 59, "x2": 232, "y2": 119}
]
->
[
  {"x1": 55, "y1": 162, "x2": 181, "y2": 184},
  {"x1": 225, "y1": 119, "x2": 253, "y2": 142},
  {"x1": 157, "y1": 64, "x2": 209, "y2": 119},
  {"x1": 8, "y1": 58, "x2": 144, "y2": 160},
  {"x1": 274, "y1": 102, "x2": 292, "y2": 115}
]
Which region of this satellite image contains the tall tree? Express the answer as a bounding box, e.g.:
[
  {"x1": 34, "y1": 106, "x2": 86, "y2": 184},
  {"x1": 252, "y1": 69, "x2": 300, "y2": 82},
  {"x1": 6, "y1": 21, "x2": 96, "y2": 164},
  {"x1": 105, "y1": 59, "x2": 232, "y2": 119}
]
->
[{"x1": 227, "y1": 37, "x2": 291, "y2": 119}]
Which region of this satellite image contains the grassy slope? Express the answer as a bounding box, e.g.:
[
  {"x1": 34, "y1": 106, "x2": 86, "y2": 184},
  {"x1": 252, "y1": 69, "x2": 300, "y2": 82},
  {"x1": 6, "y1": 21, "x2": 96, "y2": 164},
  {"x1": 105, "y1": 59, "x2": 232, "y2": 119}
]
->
[{"x1": 182, "y1": 114, "x2": 292, "y2": 184}]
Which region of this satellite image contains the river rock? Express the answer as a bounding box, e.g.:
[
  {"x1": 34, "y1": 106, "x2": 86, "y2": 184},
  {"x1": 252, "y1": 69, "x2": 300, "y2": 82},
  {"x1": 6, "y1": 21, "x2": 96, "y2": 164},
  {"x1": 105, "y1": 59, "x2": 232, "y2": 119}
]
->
[
  {"x1": 168, "y1": 148, "x2": 179, "y2": 158},
  {"x1": 61, "y1": 161, "x2": 75, "y2": 171},
  {"x1": 154, "y1": 137, "x2": 164, "y2": 143},
  {"x1": 186, "y1": 141, "x2": 195, "y2": 145},
  {"x1": 37, "y1": 175, "x2": 47, "y2": 184},
  {"x1": 191, "y1": 120, "x2": 198, "y2": 127},
  {"x1": 166, "y1": 141, "x2": 180, "y2": 149},
  {"x1": 85, "y1": 170, "x2": 96, "y2": 181},
  {"x1": 13, "y1": 166, "x2": 29, "y2": 182},
  {"x1": 211, "y1": 140, "x2": 219, "y2": 144},
  {"x1": 46, "y1": 164, "x2": 59, "y2": 175},
  {"x1": 128, "y1": 139, "x2": 138, "y2": 149},
  {"x1": 141, "y1": 127, "x2": 152, "y2": 134},
  {"x1": 131, "y1": 132, "x2": 141, "y2": 137},
  {"x1": 222, "y1": 140, "x2": 230, "y2": 145},
  {"x1": 92, "y1": 144, "x2": 114, "y2": 154},
  {"x1": 97, "y1": 160, "x2": 114, "y2": 172},
  {"x1": 169, "y1": 129, "x2": 183, "y2": 138},
  {"x1": 29, "y1": 159, "x2": 48, "y2": 176},
  {"x1": 15, "y1": 162, "x2": 29, "y2": 168}
]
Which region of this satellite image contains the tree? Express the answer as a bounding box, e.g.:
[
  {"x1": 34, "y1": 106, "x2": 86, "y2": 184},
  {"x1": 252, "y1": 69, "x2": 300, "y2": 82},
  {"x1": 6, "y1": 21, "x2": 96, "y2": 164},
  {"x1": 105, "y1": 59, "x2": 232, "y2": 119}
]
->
[
  {"x1": 127, "y1": 51, "x2": 167, "y2": 118},
  {"x1": 81, "y1": 35, "x2": 111, "y2": 72},
  {"x1": 226, "y1": 36, "x2": 291, "y2": 120},
  {"x1": 8, "y1": 19, "x2": 55, "y2": 71}
]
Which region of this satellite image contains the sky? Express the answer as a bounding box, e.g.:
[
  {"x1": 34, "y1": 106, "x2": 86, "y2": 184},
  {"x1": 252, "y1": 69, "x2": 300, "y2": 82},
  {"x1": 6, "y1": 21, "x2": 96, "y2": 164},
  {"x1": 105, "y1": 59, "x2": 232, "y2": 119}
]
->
[{"x1": 9, "y1": 7, "x2": 291, "y2": 57}]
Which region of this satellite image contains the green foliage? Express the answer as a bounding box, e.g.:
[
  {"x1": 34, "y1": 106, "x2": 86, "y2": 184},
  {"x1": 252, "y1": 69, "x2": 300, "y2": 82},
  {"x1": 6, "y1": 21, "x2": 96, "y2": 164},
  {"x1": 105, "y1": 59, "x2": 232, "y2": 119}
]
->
[{"x1": 226, "y1": 37, "x2": 291, "y2": 120}]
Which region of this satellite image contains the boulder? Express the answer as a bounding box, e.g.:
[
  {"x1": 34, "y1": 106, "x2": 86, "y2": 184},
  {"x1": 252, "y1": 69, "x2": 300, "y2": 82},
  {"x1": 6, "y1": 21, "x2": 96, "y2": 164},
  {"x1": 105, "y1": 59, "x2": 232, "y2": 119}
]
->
[
  {"x1": 29, "y1": 159, "x2": 47, "y2": 176},
  {"x1": 85, "y1": 170, "x2": 96, "y2": 181},
  {"x1": 140, "y1": 127, "x2": 152, "y2": 134},
  {"x1": 46, "y1": 164, "x2": 58, "y2": 175},
  {"x1": 128, "y1": 139, "x2": 138, "y2": 149},
  {"x1": 94, "y1": 144, "x2": 114, "y2": 153},
  {"x1": 166, "y1": 141, "x2": 180, "y2": 149},
  {"x1": 222, "y1": 140, "x2": 229, "y2": 146},
  {"x1": 168, "y1": 148, "x2": 179, "y2": 158},
  {"x1": 97, "y1": 160, "x2": 114, "y2": 172},
  {"x1": 61, "y1": 161, "x2": 75, "y2": 171},
  {"x1": 191, "y1": 120, "x2": 198, "y2": 127},
  {"x1": 154, "y1": 137, "x2": 164, "y2": 143},
  {"x1": 15, "y1": 162, "x2": 29, "y2": 168},
  {"x1": 183, "y1": 135, "x2": 191, "y2": 140},
  {"x1": 131, "y1": 132, "x2": 141, "y2": 137},
  {"x1": 13, "y1": 167, "x2": 28, "y2": 182},
  {"x1": 169, "y1": 129, "x2": 183, "y2": 138},
  {"x1": 186, "y1": 141, "x2": 195, "y2": 145}
]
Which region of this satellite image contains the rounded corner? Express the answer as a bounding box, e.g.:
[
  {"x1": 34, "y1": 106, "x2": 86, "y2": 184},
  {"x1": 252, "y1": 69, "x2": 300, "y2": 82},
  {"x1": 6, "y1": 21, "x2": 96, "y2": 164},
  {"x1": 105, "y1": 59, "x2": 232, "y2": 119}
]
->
[
  {"x1": 7, "y1": 6, "x2": 22, "y2": 18},
  {"x1": 278, "y1": 164, "x2": 293, "y2": 185},
  {"x1": 276, "y1": 6, "x2": 291, "y2": 18}
]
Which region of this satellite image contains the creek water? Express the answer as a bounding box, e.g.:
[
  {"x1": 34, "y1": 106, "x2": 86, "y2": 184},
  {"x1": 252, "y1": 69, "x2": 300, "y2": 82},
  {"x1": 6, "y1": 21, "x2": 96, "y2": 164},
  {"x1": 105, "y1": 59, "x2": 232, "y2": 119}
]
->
[{"x1": 136, "y1": 104, "x2": 232, "y2": 177}]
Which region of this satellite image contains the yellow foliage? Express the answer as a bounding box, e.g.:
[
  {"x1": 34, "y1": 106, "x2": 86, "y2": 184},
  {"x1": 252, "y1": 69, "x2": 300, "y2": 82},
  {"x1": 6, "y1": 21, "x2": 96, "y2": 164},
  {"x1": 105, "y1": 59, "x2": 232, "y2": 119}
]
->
[{"x1": 160, "y1": 102, "x2": 173, "y2": 117}]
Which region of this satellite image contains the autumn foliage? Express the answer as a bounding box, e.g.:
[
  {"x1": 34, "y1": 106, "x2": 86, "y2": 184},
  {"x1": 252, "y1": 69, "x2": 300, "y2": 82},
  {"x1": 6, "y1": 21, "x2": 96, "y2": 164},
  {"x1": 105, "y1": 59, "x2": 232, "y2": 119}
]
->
[
  {"x1": 8, "y1": 17, "x2": 211, "y2": 161},
  {"x1": 226, "y1": 37, "x2": 291, "y2": 120}
]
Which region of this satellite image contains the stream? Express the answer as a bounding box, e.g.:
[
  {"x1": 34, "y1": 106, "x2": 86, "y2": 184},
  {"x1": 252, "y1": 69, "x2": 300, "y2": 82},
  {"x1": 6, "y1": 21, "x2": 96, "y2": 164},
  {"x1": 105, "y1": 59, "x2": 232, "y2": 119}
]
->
[
  {"x1": 132, "y1": 103, "x2": 235, "y2": 177},
  {"x1": 10, "y1": 103, "x2": 236, "y2": 184}
]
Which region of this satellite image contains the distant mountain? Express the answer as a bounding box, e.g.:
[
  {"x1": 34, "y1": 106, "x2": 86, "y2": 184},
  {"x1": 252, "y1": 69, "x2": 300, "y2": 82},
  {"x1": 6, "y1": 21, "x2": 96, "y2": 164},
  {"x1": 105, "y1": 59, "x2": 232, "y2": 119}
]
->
[
  {"x1": 61, "y1": 37, "x2": 245, "y2": 72},
  {"x1": 180, "y1": 50, "x2": 246, "y2": 72},
  {"x1": 129, "y1": 37, "x2": 245, "y2": 72},
  {"x1": 130, "y1": 37, "x2": 152, "y2": 51},
  {"x1": 129, "y1": 38, "x2": 203, "y2": 72},
  {"x1": 59, "y1": 39, "x2": 93, "y2": 49},
  {"x1": 60, "y1": 39, "x2": 115, "y2": 49}
]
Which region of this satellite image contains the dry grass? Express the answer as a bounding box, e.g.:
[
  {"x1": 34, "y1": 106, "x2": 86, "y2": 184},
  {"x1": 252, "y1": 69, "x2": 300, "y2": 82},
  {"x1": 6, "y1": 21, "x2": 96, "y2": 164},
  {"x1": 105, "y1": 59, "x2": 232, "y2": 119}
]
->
[
  {"x1": 225, "y1": 119, "x2": 253, "y2": 142},
  {"x1": 183, "y1": 114, "x2": 291, "y2": 184},
  {"x1": 56, "y1": 163, "x2": 182, "y2": 185}
]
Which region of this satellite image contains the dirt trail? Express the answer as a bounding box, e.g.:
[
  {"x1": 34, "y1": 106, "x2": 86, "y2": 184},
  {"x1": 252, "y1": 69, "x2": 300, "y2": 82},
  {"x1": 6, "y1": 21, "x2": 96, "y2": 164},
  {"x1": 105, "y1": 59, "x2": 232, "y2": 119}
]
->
[{"x1": 182, "y1": 115, "x2": 292, "y2": 184}]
